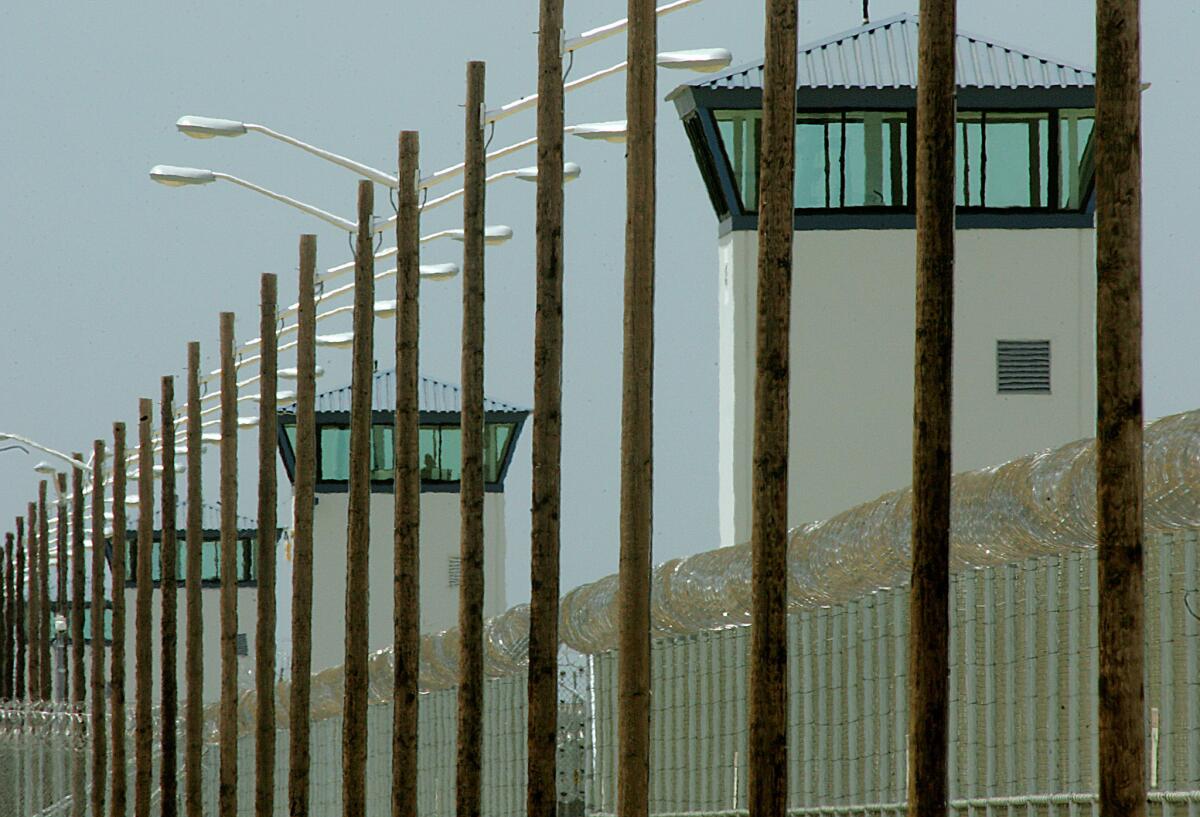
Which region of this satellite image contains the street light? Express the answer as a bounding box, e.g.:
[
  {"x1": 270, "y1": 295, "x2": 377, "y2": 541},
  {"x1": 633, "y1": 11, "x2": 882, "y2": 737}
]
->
[{"x1": 0, "y1": 434, "x2": 90, "y2": 471}]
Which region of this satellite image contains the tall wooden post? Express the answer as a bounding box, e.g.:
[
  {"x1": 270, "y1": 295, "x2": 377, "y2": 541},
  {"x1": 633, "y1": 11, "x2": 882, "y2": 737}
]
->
[
  {"x1": 457, "y1": 60, "x2": 487, "y2": 817},
  {"x1": 528, "y1": 4, "x2": 565, "y2": 817},
  {"x1": 90, "y1": 439, "x2": 107, "y2": 817},
  {"x1": 617, "y1": 1, "x2": 655, "y2": 815},
  {"x1": 134, "y1": 397, "x2": 154, "y2": 817},
  {"x1": 908, "y1": 2, "x2": 956, "y2": 816},
  {"x1": 15, "y1": 514, "x2": 26, "y2": 700},
  {"x1": 70, "y1": 459, "x2": 85, "y2": 705},
  {"x1": 30, "y1": 495, "x2": 41, "y2": 700},
  {"x1": 256, "y1": 273, "x2": 279, "y2": 817},
  {"x1": 111, "y1": 421, "x2": 128, "y2": 817},
  {"x1": 160, "y1": 377, "x2": 179, "y2": 817},
  {"x1": 219, "y1": 312, "x2": 239, "y2": 817},
  {"x1": 342, "y1": 181, "x2": 374, "y2": 817},
  {"x1": 184, "y1": 343, "x2": 204, "y2": 817},
  {"x1": 289, "y1": 235, "x2": 318, "y2": 817},
  {"x1": 1095, "y1": 1, "x2": 1145, "y2": 815},
  {"x1": 55, "y1": 472, "x2": 67, "y2": 700},
  {"x1": 39, "y1": 482, "x2": 51, "y2": 698},
  {"x1": 748, "y1": 0, "x2": 797, "y2": 815},
  {"x1": 1, "y1": 532, "x2": 9, "y2": 700},
  {"x1": 392, "y1": 134, "x2": 421, "y2": 817}
]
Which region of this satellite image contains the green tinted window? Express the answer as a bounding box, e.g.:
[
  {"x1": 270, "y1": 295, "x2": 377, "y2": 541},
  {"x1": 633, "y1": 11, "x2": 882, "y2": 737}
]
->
[
  {"x1": 320, "y1": 426, "x2": 351, "y2": 481},
  {"x1": 956, "y1": 111, "x2": 1050, "y2": 207},
  {"x1": 1059, "y1": 109, "x2": 1095, "y2": 209},
  {"x1": 318, "y1": 422, "x2": 515, "y2": 484}
]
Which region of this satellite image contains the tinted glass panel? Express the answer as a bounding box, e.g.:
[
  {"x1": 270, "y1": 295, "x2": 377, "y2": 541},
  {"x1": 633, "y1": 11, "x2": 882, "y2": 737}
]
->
[
  {"x1": 320, "y1": 426, "x2": 351, "y2": 481},
  {"x1": 956, "y1": 111, "x2": 1051, "y2": 207},
  {"x1": 318, "y1": 422, "x2": 514, "y2": 485},
  {"x1": 1059, "y1": 109, "x2": 1095, "y2": 209}
]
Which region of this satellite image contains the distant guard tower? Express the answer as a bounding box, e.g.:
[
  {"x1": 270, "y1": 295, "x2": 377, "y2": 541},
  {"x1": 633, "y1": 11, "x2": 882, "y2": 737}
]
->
[
  {"x1": 670, "y1": 14, "x2": 1097, "y2": 545},
  {"x1": 277, "y1": 371, "x2": 528, "y2": 674}
]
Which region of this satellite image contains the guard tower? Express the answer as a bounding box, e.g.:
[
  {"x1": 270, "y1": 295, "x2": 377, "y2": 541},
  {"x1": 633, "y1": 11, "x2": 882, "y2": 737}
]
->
[
  {"x1": 670, "y1": 14, "x2": 1097, "y2": 545},
  {"x1": 277, "y1": 371, "x2": 528, "y2": 674}
]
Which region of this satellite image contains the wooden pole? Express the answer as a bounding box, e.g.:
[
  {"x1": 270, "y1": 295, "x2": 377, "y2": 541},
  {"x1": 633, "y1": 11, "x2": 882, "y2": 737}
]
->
[
  {"x1": 1095, "y1": 1, "x2": 1145, "y2": 815},
  {"x1": 30, "y1": 495, "x2": 41, "y2": 700},
  {"x1": 528, "y1": 3, "x2": 564, "y2": 816},
  {"x1": 15, "y1": 514, "x2": 26, "y2": 700},
  {"x1": 392, "y1": 133, "x2": 421, "y2": 817},
  {"x1": 55, "y1": 471, "x2": 67, "y2": 700},
  {"x1": 70, "y1": 458, "x2": 85, "y2": 705},
  {"x1": 219, "y1": 312, "x2": 239, "y2": 817},
  {"x1": 457, "y1": 60, "x2": 487, "y2": 817},
  {"x1": 908, "y1": 2, "x2": 956, "y2": 815},
  {"x1": 256, "y1": 273, "x2": 279, "y2": 817},
  {"x1": 1, "y1": 531, "x2": 8, "y2": 700},
  {"x1": 617, "y1": 0, "x2": 655, "y2": 814},
  {"x1": 342, "y1": 180, "x2": 374, "y2": 817},
  {"x1": 135, "y1": 397, "x2": 154, "y2": 817},
  {"x1": 160, "y1": 377, "x2": 179, "y2": 817},
  {"x1": 111, "y1": 421, "x2": 128, "y2": 817},
  {"x1": 184, "y1": 343, "x2": 204, "y2": 817},
  {"x1": 40, "y1": 482, "x2": 51, "y2": 699},
  {"x1": 90, "y1": 439, "x2": 107, "y2": 817},
  {"x1": 289, "y1": 235, "x2": 318, "y2": 817},
  {"x1": 748, "y1": 0, "x2": 797, "y2": 814}
]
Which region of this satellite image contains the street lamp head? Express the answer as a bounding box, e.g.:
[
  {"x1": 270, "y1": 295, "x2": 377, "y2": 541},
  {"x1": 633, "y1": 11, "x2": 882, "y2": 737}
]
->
[
  {"x1": 33, "y1": 461, "x2": 57, "y2": 475},
  {"x1": 421, "y1": 262, "x2": 461, "y2": 280},
  {"x1": 150, "y1": 165, "x2": 217, "y2": 187},
  {"x1": 278, "y1": 364, "x2": 326, "y2": 380},
  {"x1": 656, "y1": 48, "x2": 734, "y2": 73},
  {"x1": 176, "y1": 116, "x2": 248, "y2": 139},
  {"x1": 566, "y1": 121, "x2": 628, "y2": 143},
  {"x1": 443, "y1": 226, "x2": 513, "y2": 247},
  {"x1": 514, "y1": 162, "x2": 582, "y2": 183},
  {"x1": 316, "y1": 332, "x2": 355, "y2": 349}
]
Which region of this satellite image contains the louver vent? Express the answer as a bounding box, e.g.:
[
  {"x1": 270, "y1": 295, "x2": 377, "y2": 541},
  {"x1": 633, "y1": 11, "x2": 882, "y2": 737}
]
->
[
  {"x1": 447, "y1": 556, "x2": 461, "y2": 588},
  {"x1": 235, "y1": 633, "x2": 249, "y2": 656},
  {"x1": 997, "y1": 340, "x2": 1051, "y2": 394}
]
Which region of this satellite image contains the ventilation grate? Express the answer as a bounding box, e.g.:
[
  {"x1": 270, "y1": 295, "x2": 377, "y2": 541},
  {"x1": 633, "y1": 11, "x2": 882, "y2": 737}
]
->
[
  {"x1": 997, "y1": 340, "x2": 1051, "y2": 394},
  {"x1": 447, "y1": 556, "x2": 461, "y2": 588},
  {"x1": 235, "y1": 633, "x2": 249, "y2": 657}
]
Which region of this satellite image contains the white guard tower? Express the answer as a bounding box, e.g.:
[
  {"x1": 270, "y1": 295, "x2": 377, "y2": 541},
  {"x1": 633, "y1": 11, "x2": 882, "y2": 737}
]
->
[
  {"x1": 669, "y1": 14, "x2": 1098, "y2": 546},
  {"x1": 277, "y1": 371, "x2": 528, "y2": 674}
]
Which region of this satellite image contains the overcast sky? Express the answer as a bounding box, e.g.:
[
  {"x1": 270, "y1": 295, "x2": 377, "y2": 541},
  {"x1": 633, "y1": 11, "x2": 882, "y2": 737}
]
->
[{"x1": 2, "y1": 1, "x2": 1195, "y2": 610}]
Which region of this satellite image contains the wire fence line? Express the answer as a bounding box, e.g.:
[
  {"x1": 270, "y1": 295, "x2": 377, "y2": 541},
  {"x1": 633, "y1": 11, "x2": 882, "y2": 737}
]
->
[{"x1": 2, "y1": 529, "x2": 1197, "y2": 817}]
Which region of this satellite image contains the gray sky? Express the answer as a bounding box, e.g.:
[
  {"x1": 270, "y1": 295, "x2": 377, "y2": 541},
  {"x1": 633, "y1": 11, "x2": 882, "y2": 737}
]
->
[{"x1": 1, "y1": 1, "x2": 1195, "y2": 606}]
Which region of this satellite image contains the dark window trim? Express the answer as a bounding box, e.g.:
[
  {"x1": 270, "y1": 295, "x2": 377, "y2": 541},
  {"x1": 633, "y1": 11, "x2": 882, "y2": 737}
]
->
[
  {"x1": 676, "y1": 85, "x2": 1096, "y2": 114},
  {"x1": 719, "y1": 209, "x2": 1095, "y2": 235},
  {"x1": 108, "y1": 529, "x2": 267, "y2": 589}
]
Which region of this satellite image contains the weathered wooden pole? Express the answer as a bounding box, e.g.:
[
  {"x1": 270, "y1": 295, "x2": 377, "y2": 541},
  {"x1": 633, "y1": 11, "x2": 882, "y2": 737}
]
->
[
  {"x1": 184, "y1": 343, "x2": 204, "y2": 817},
  {"x1": 908, "y1": 2, "x2": 956, "y2": 816},
  {"x1": 135, "y1": 397, "x2": 154, "y2": 817},
  {"x1": 70, "y1": 457, "x2": 86, "y2": 817},
  {"x1": 342, "y1": 180, "x2": 374, "y2": 817},
  {"x1": 0, "y1": 532, "x2": 8, "y2": 700},
  {"x1": 748, "y1": 0, "x2": 797, "y2": 815},
  {"x1": 289, "y1": 235, "x2": 318, "y2": 817},
  {"x1": 1095, "y1": 1, "x2": 1145, "y2": 815},
  {"x1": 617, "y1": 0, "x2": 655, "y2": 814},
  {"x1": 39, "y1": 483, "x2": 51, "y2": 699},
  {"x1": 30, "y1": 495, "x2": 41, "y2": 700},
  {"x1": 160, "y1": 377, "x2": 179, "y2": 817},
  {"x1": 457, "y1": 59, "x2": 487, "y2": 817},
  {"x1": 256, "y1": 273, "x2": 279, "y2": 817},
  {"x1": 55, "y1": 471, "x2": 67, "y2": 699},
  {"x1": 111, "y1": 421, "x2": 128, "y2": 817},
  {"x1": 219, "y1": 312, "x2": 239, "y2": 817},
  {"x1": 528, "y1": 3, "x2": 564, "y2": 816},
  {"x1": 89, "y1": 439, "x2": 107, "y2": 817},
  {"x1": 392, "y1": 134, "x2": 421, "y2": 817},
  {"x1": 15, "y1": 514, "x2": 26, "y2": 700}
]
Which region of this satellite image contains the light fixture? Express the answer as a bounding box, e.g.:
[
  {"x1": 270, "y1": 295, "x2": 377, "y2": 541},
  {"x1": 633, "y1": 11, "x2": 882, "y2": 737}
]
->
[
  {"x1": 175, "y1": 116, "x2": 247, "y2": 139},
  {"x1": 566, "y1": 121, "x2": 628, "y2": 143},
  {"x1": 656, "y1": 48, "x2": 733, "y2": 72},
  {"x1": 441, "y1": 226, "x2": 515, "y2": 245},
  {"x1": 279, "y1": 365, "x2": 326, "y2": 380},
  {"x1": 515, "y1": 162, "x2": 582, "y2": 183},
  {"x1": 34, "y1": 461, "x2": 57, "y2": 475},
  {"x1": 317, "y1": 333, "x2": 354, "y2": 349}
]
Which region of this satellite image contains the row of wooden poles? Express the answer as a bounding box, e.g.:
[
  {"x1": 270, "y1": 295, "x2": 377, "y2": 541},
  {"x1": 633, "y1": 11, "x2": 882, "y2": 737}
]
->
[{"x1": 0, "y1": 0, "x2": 1145, "y2": 816}]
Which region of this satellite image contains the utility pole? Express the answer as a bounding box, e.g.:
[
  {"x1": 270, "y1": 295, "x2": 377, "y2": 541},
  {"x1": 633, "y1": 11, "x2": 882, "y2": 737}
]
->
[
  {"x1": 15, "y1": 514, "x2": 26, "y2": 700},
  {"x1": 160, "y1": 377, "x2": 179, "y2": 817},
  {"x1": 29, "y1": 497, "x2": 40, "y2": 700},
  {"x1": 529, "y1": 3, "x2": 565, "y2": 817},
  {"x1": 748, "y1": 0, "x2": 797, "y2": 815},
  {"x1": 256, "y1": 273, "x2": 279, "y2": 817},
  {"x1": 289, "y1": 235, "x2": 318, "y2": 817},
  {"x1": 0, "y1": 532, "x2": 8, "y2": 700},
  {"x1": 69, "y1": 457, "x2": 85, "y2": 817},
  {"x1": 908, "y1": 2, "x2": 956, "y2": 816},
  {"x1": 39, "y1": 482, "x2": 51, "y2": 698},
  {"x1": 618, "y1": 1, "x2": 655, "y2": 815},
  {"x1": 184, "y1": 343, "x2": 204, "y2": 817},
  {"x1": 135, "y1": 397, "x2": 154, "y2": 817},
  {"x1": 342, "y1": 180, "x2": 374, "y2": 817},
  {"x1": 219, "y1": 312, "x2": 239, "y2": 817},
  {"x1": 392, "y1": 133, "x2": 421, "y2": 817},
  {"x1": 111, "y1": 421, "x2": 128, "y2": 817},
  {"x1": 90, "y1": 439, "x2": 106, "y2": 817},
  {"x1": 457, "y1": 60, "x2": 487, "y2": 817},
  {"x1": 55, "y1": 471, "x2": 67, "y2": 700},
  {"x1": 1095, "y1": 1, "x2": 1145, "y2": 815}
]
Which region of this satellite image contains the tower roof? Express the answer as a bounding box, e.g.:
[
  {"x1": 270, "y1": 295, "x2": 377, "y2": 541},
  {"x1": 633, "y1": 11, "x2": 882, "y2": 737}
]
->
[
  {"x1": 677, "y1": 13, "x2": 1094, "y2": 94},
  {"x1": 282, "y1": 372, "x2": 529, "y2": 417}
]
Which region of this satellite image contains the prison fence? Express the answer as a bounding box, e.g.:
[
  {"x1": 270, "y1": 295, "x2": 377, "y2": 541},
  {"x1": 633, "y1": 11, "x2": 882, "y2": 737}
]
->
[{"x1": 2, "y1": 529, "x2": 1198, "y2": 817}]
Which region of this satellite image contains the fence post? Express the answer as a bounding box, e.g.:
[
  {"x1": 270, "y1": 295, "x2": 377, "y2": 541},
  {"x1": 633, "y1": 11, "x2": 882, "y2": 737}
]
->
[
  {"x1": 256, "y1": 273, "x2": 279, "y2": 817},
  {"x1": 111, "y1": 421, "x2": 128, "y2": 817},
  {"x1": 161, "y1": 377, "x2": 179, "y2": 817},
  {"x1": 135, "y1": 397, "x2": 154, "y2": 817},
  {"x1": 184, "y1": 343, "x2": 204, "y2": 817},
  {"x1": 219, "y1": 312, "x2": 239, "y2": 817},
  {"x1": 89, "y1": 439, "x2": 107, "y2": 817}
]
